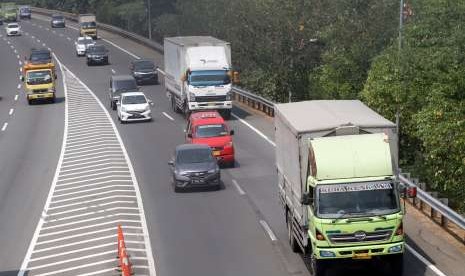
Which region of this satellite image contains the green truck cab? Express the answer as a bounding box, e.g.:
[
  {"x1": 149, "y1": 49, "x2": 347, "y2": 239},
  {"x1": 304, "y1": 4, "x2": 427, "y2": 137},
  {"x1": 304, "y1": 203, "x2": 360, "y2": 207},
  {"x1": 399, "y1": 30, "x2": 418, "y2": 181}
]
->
[{"x1": 275, "y1": 100, "x2": 416, "y2": 276}]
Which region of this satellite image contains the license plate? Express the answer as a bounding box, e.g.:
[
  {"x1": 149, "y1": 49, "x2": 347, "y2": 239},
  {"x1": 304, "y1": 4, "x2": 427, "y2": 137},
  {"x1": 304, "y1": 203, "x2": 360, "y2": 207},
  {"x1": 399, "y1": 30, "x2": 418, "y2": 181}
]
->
[
  {"x1": 192, "y1": 179, "x2": 202, "y2": 184},
  {"x1": 353, "y1": 253, "x2": 371, "y2": 260},
  {"x1": 213, "y1": 150, "x2": 221, "y2": 156},
  {"x1": 208, "y1": 102, "x2": 217, "y2": 106}
]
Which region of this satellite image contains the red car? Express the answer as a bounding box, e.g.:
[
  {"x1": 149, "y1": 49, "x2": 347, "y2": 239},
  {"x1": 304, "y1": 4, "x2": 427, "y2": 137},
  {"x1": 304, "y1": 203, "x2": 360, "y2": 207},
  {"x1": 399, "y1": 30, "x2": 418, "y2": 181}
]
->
[{"x1": 186, "y1": 111, "x2": 235, "y2": 167}]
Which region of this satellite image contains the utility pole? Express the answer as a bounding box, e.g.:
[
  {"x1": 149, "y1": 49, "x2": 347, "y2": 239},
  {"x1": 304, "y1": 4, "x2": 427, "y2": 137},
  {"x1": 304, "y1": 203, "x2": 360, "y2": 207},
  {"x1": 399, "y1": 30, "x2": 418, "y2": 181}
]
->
[
  {"x1": 396, "y1": 0, "x2": 405, "y2": 176},
  {"x1": 147, "y1": 0, "x2": 152, "y2": 39}
]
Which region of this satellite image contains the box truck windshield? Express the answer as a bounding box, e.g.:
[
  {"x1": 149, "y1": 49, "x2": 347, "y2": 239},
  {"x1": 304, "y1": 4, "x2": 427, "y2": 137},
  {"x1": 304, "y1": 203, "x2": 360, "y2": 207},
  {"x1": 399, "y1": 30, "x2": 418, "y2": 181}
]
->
[
  {"x1": 188, "y1": 70, "x2": 230, "y2": 87},
  {"x1": 317, "y1": 181, "x2": 400, "y2": 219}
]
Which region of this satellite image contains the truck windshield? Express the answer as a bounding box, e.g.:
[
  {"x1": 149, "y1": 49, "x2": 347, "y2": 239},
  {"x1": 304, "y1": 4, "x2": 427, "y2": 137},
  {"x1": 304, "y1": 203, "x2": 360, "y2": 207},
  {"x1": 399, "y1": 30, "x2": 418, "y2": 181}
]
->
[
  {"x1": 195, "y1": 124, "x2": 228, "y2": 138},
  {"x1": 27, "y1": 71, "x2": 52, "y2": 85},
  {"x1": 81, "y1": 22, "x2": 96, "y2": 29},
  {"x1": 189, "y1": 70, "x2": 230, "y2": 87},
  {"x1": 316, "y1": 181, "x2": 399, "y2": 219}
]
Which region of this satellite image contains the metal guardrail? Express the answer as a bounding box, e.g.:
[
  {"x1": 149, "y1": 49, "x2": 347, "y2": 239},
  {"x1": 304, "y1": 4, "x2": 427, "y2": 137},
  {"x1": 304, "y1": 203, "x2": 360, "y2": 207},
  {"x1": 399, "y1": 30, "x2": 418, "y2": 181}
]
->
[{"x1": 30, "y1": 6, "x2": 465, "y2": 243}]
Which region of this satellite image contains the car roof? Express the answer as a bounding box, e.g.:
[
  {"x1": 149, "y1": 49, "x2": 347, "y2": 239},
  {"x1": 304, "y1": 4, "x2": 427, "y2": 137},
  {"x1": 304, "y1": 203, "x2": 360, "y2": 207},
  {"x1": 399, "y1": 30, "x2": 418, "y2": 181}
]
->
[
  {"x1": 111, "y1": 75, "x2": 136, "y2": 82},
  {"x1": 176, "y1": 144, "x2": 211, "y2": 152},
  {"x1": 31, "y1": 48, "x2": 50, "y2": 54},
  {"x1": 77, "y1": 36, "x2": 93, "y2": 41},
  {"x1": 189, "y1": 111, "x2": 224, "y2": 125},
  {"x1": 121, "y1": 92, "x2": 145, "y2": 97},
  {"x1": 132, "y1": 59, "x2": 154, "y2": 64},
  {"x1": 7, "y1": 23, "x2": 19, "y2": 26}
]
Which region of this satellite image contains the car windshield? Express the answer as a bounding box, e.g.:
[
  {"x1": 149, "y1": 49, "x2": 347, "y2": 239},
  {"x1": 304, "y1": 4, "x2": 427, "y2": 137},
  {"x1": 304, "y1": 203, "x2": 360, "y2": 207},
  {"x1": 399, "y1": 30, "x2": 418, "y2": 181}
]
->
[
  {"x1": 30, "y1": 52, "x2": 51, "y2": 62},
  {"x1": 81, "y1": 22, "x2": 96, "y2": 28},
  {"x1": 134, "y1": 61, "x2": 154, "y2": 70},
  {"x1": 20, "y1": 8, "x2": 30, "y2": 13},
  {"x1": 114, "y1": 80, "x2": 138, "y2": 94},
  {"x1": 8, "y1": 24, "x2": 19, "y2": 28},
  {"x1": 52, "y1": 16, "x2": 63, "y2": 20},
  {"x1": 317, "y1": 181, "x2": 399, "y2": 219},
  {"x1": 177, "y1": 148, "x2": 213, "y2": 164},
  {"x1": 122, "y1": 95, "x2": 146, "y2": 105},
  {"x1": 89, "y1": 46, "x2": 105, "y2": 54},
  {"x1": 195, "y1": 124, "x2": 228, "y2": 138},
  {"x1": 78, "y1": 38, "x2": 93, "y2": 45},
  {"x1": 189, "y1": 70, "x2": 231, "y2": 87},
  {"x1": 27, "y1": 70, "x2": 52, "y2": 85}
]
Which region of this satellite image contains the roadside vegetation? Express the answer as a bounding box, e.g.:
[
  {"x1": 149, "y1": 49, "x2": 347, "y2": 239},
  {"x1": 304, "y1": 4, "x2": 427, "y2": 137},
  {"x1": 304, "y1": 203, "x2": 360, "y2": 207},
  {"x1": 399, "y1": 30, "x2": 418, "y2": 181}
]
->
[{"x1": 17, "y1": 0, "x2": 465, "y2": 211}]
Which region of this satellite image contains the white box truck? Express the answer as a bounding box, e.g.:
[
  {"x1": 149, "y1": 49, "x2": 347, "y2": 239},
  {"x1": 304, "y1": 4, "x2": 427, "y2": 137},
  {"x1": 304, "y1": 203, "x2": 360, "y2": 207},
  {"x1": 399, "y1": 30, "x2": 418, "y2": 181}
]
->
[
  {"x1": 276, "y1": 100, "x2": 416, "y2": 276},
  {"x1": 164, "y1": 36, "x2": 233, "y2": 119}
]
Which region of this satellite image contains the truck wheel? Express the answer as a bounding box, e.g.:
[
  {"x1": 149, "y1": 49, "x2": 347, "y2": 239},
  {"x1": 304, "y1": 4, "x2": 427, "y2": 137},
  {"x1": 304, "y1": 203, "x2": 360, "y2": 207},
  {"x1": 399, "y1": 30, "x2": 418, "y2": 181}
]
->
[
  {"x1": 387, "y1": 254, "x2": 404, "y2": 276},
  {"x1": 27, "y1": 99, "x2": 32, "y2": 105},
  {"x1": 310, "y1": 254, "x2": 327, "y2": 276},
  {"x1": 287, "y1": 211, "x2": 300, "y2": 253},
  {"x1": 171, "y1": 96, "x2": 181, "y2": 113}
]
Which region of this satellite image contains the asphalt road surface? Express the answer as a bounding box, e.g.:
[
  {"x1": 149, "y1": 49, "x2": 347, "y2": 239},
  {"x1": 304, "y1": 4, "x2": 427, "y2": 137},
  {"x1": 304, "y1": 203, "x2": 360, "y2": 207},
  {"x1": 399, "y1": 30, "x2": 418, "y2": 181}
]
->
[{"x1": 0, "y1": 15, "x2": 463, "y2": 276}]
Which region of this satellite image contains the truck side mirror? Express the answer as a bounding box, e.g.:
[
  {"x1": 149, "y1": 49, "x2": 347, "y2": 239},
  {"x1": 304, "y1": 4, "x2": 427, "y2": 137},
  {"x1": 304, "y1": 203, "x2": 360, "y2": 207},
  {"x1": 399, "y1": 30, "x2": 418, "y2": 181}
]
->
[
  {"x1": 187, "y1": 133, "x2": 192, "y2": 138},
  {"x1": 301, "y1": 193, "x2": 312, "y2": 205},
  {"x1": 233, "y1": 71, "x2": 240, "y2": 84},
  {"x1": 230, "y1": 130, "x2": 235, "y2": 135},
  {"x1": 168, "y1": 160, "x2": 174, "y2": 166}
]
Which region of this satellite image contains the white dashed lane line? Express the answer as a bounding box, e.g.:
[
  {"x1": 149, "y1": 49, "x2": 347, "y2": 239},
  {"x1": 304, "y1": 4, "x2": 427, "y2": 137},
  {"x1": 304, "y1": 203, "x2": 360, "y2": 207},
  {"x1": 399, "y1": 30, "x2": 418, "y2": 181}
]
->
[
  {"x1": 17, "y1": 84, "x2": 21, "y2": 89},
  {"x1": 162, "y1": 112, "x2": 174, "y2": 121},
  {"x1": 15, "y1": 95, "x2": 19, "y2": 101},
  {"x1": 18, "y1": 55, "x2": 156, "y2": 276},
  {"x1": 1, "y1": 122, "x2": 8, "y2": 132},
  {"x1": 9, "y1": 109, "x2": 14, "y2": 116}
]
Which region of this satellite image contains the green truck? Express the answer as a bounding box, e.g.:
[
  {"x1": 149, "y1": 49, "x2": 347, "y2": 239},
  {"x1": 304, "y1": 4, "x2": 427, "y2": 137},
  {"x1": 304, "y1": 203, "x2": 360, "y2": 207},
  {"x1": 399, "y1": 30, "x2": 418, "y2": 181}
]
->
[
  {"x1": 275, "y1": 100, "x2": 416, "y2": 276},
  {"x1": 1, "y1": 2, "x2": 17, "y2": 22}
]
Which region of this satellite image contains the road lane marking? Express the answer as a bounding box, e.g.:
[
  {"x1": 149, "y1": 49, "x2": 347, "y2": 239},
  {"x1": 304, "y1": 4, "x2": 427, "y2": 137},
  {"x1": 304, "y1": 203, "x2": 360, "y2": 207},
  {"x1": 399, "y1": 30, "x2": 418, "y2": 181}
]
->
[
  {"x1": 15, "y1": 95, "x2": 19, "y2": 101},
  {"x1": 9, "y1": 108, "x2": 14, "y2": 116},
  {"x1": 19, "y1": 60, "x2": 22, "y2": 65},
  {"x1": 68, "y1": 25, "x2": 79, "y2": 31},
  {"x1": 232, "y1": 179, "x2": 246, "y2": 195},
  {"x1": 32, "y1": 235, "x2": 118, "y2": 253},
  {"x1": 46, "y1": 201, "x2": 137, "y2": 217},
  {"x1": 17, "y1": 84, "x2": 21, "y2": 89},
  {"x1": 61, "y1": 154, "x2": 125, "y2": 166},
  {"x1": 162, "y1": 112, "x2": 174, "y2": 121},
  {"x1": 60, "y1": 158, "x2": 125, "y2": 169},
  {"x1": 16, "y1": 54, "x2": 20, "y2": 59},
  {"x1": 32, "y1": 259, "x2": 117, "y2": 276},
  {"x1": 29, "y1": 242, "x2": 117, "y2": 262},
  {"x1": 67, "y1": 37, "x2": 71, "y2": 41},
  {"x1": 102, "y1": 38, "x2": 140, "y2": 59},
  {"x1": 41, "y1": 214, "x2": 140, "y2": 231},
  {"x1": 47, "y1": 195, "x2": 138, "y2": 211},
  {"x1": 52, "y1": 185, "x2": 133, "y2": 199},
  {"x1": 14, "y1": 49, "x2": 17, "y2": 53},
  {"x1": 1, "y1": 122, "x2": 8, "y2": 131},
  {"x1": 231, "y1": 113, "x2": 276, "y2": 147},
  {"x1": 259, "y1": 220, "x2": 277, "y2": 241},
  {"x1": 58, "y1": 166, "x2": 128, "y2": 178},
  {"x1": 43, "y1": 43, "x2": 46, "y2": 47},
  {"x1": 37, "y1": 39, "x2": 41, "y2": 43},
  {"x1": 111, "y1": 68, "x2": 115, "y2": 74},
  {"x1": 406, "y1": 244, "x2": 447, "y2": 276}
]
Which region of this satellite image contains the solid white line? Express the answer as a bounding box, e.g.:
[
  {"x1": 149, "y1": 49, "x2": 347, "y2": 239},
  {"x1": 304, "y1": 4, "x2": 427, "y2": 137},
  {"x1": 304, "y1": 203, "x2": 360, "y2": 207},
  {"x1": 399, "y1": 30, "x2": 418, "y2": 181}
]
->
[
  {"x1": 60, "y1": 161, "x2": 127, "y2": 173},
  {"x1": 1, "y1": 123, "x2": 8, "y2": 131},
  {"x1": 32, "y1": 258, "x2": 116, "y2": 276},
  {"x1": 162, "y1": 112, "x2": 174, "y2": 121},
  {"x1": 41, "y1": 213, "x2": 141, "y2": 230},
  {"x1": 17, "y1": 52, "x2": 70, "y2": 276},
  {"x1": 29, "y1": 242, "x2": 116, "y2": 262},
  {"x1": 14, "y1": 95, "x2": 19, "y2": 101},
  {"x1": 231, "y1": 113, "x2": 276, "y2": 147},
  {"x1": 55, "y1": 175, "x2": 131, "y2": 187},
  {"x1": 259, "y1": 220, "x2": 277, "y2": 241},
  {"x1": 58, "y1": 166, "x2": 129, "y2": 178},
  {"x1": 52, "y1": 185, "x2": 133, "y2": 198},
  {"x1": 102, "y1": 38, "x2": 140, "y2": 59},
  {"x1": 63, "y1": 62, "x2": 157, "y2": 276},
  {"x1": 48, "y1": 195, "x2": 137, "y2": 210},
  {"x1": 17, "y1": 83, "x2": 21, "y2": 89},
  {"x1": 57, "y1": 170, "x2": 130, "y2": 183},
  {"x1": 46, "y1": 201, "x2": 137, "y2": 217},
  {"x1": 406, "y1": 244, "x2": 447, "y2": 276},
  {"x1": 9, "y1": 109, "x2": 14, "y2": 116},
  {"x1": 232, "y1": 179, "x2": 246, "y2": 195},
  {"x1": 50, "y1": 190, "x2": 135, "y2": 204}
]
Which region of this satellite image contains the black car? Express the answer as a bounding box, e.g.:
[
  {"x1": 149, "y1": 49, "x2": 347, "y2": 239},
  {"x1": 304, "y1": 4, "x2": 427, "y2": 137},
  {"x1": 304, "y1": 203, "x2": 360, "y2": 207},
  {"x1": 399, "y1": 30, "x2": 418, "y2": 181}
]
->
[
  {"x1": 28, "y1": 48, "x2": 52, "y2": 64},
  {"x1": 130, "y1": 59, "x2": 158, "y2": 84},
  {"x1": 51, "y1": 14, "x2": 65, "y2": 28},
  {"x1": 109, "y1": 75, "x2": 139, "y2": 110},
  {"x1": 86, "y1": 45, "x2": 109, "y2": 65},
  {"x1": 169, "y1": 144, "x2": 221, "y2": 192}
]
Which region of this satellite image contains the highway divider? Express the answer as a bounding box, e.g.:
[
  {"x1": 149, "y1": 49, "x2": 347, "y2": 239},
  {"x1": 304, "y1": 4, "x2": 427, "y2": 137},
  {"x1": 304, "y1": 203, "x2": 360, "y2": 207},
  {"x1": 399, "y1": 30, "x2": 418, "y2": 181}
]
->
[{"x1": 30, "y1": 6, "x2": 465, "y2": 245}]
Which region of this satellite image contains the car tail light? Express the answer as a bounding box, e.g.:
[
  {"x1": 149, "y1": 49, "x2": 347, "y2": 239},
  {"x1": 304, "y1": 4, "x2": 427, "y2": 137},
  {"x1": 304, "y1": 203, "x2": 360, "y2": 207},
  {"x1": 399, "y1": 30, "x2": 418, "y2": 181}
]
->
[{"x1": 395, "y1": 222, "x2": 403, "y2": 236}]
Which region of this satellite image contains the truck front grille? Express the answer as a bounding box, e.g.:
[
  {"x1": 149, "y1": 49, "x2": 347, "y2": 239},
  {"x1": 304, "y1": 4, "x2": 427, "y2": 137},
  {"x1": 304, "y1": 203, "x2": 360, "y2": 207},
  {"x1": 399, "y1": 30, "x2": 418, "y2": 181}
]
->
[
  {"x1": 196, "y1": 95, "x2": 227, "y2": 102},
  {"x1": 33, "y1": 89, "x2": 48, "y2": 93},
  {"x1": 328, "y1": 230, "x2": 392, "y2": 244}
]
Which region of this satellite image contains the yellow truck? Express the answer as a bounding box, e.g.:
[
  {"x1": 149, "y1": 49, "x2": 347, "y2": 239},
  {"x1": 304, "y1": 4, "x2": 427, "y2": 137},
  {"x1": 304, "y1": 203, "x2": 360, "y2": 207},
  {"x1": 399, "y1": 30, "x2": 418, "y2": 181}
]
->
[
  {"x1": 22, "y1": 64, "x2": 56, "y2": 104},
  {"x1": 79, "y1": 14, "x2": 97, "y2": 39}
]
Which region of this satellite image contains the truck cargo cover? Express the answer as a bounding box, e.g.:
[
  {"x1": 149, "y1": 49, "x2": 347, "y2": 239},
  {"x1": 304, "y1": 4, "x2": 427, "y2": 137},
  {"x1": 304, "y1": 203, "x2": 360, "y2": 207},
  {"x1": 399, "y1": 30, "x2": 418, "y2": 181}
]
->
[{"x1": 274, "y1": 100, "x2": 395, "y2": 136}]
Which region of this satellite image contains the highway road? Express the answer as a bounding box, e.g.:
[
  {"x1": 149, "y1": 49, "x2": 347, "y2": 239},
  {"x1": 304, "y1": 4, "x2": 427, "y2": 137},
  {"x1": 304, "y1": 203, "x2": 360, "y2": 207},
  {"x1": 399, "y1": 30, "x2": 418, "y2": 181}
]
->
[{"x1": 0, "y1": 15, "x2": 463, "y2": 276}]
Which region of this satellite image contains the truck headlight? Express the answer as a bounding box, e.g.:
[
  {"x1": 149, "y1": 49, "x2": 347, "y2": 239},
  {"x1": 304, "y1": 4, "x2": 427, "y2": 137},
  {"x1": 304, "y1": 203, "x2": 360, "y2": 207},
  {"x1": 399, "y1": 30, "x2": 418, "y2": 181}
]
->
[
  {"x1": 388, "y1": 245, "x2": 403, "y2": 253},
  {"x1": 189, "y1": 92, "x2": 196, "y2": 101},
  {"x1": 319, "y1": 251, "x2": 336, "y2": 258}
]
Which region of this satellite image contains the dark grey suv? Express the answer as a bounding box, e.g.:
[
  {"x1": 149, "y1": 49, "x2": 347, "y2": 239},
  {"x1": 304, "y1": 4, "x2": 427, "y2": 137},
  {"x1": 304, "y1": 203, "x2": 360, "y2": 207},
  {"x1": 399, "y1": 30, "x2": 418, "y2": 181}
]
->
[
  {"x1": 169, "y1": 144, "x2": 221, "y2": 192},
  {"x1": 86, "y1": 45, "x2": 109, "y2": 66},
  {"x1": 109, "y1": 75, "x2": 139, "y2": 110}
]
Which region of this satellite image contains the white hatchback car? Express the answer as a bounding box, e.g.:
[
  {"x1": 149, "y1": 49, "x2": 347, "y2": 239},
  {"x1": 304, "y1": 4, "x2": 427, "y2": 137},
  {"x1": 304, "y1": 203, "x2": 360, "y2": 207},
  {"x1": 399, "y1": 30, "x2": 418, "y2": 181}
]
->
[
  {"x1": 75, "y1": 36, "x2": 95, "y2": 56},
  {"x1": 6, "y1": 23, "x2": 21, "y2": 36},
  {"x1": 117, "y1": 92, "x2": 153, "y2": 123}
]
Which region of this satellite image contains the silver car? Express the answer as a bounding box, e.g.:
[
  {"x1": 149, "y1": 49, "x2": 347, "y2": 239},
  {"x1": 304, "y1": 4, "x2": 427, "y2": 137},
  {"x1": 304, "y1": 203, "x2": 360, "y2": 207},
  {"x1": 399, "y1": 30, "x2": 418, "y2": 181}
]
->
[{"x1": 169, "y1": 144, "x2": 221, "y2": 192}]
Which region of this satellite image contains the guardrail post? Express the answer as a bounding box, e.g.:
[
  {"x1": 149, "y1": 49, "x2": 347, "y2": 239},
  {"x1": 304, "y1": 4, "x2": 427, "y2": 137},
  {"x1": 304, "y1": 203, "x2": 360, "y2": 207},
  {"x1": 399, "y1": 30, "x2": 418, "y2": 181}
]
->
[{"x1": 439, "y1": 198, "x2": 449, "y2": 227}]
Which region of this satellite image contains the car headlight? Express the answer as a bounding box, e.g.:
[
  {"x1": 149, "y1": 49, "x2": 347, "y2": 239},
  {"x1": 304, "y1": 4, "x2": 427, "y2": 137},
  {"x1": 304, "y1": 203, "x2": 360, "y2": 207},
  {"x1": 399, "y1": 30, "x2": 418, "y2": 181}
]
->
[
  {"x1": 207, "y1": 168, "x2": 218, "y2": 174},
  {"x1": 189, "y1": 92, "x2": 196, "y2": 101}
]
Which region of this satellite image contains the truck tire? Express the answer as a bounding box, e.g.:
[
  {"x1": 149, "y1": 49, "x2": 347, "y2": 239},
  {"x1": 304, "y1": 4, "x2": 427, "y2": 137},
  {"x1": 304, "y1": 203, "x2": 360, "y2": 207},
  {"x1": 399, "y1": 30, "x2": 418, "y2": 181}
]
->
[
  {"x1": 387, "y1": 254, "x2": 404, "y2": 276},
  {"x1": 27, "y1": 98, "x2": 32, "y2": 105},
  {"x1": 287, "y1": 211, "x2": 300, "y2": 253},
  {"x1": 310, "y1": 254, "x2": 327, "y2": 276}
]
